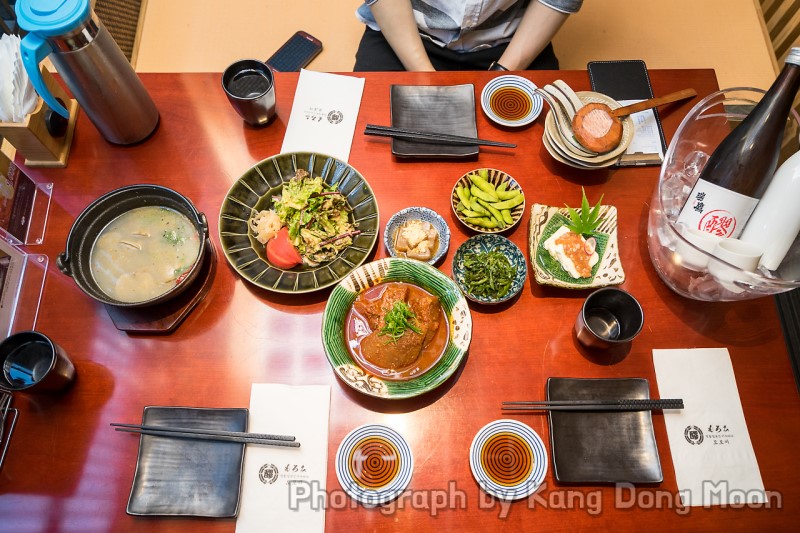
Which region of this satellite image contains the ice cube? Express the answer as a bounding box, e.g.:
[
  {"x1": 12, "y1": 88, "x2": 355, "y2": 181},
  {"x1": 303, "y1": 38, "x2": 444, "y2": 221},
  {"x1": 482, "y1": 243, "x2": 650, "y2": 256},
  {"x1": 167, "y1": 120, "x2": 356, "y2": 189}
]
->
[{"x1": 683, "y1": 150, "x2": 710, "y2": 179}]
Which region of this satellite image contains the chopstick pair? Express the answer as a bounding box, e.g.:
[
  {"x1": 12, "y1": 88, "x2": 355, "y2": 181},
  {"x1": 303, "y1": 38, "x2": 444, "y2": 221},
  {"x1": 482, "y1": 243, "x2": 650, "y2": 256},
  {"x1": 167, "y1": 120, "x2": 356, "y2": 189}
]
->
[
  {"x1": 111, "y1": 423, "x2": 301, "y2": 447},
  {"x1": 501, "y1": 399, "x2": 684, "y2": 412},
  {"x1": 364, "y1": 124, "x2": 516, "y2": 148}
]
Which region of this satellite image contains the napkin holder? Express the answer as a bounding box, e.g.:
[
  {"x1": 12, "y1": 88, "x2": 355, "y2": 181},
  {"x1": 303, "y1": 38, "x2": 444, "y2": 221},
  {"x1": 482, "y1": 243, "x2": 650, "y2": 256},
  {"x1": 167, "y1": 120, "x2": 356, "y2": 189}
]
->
[{"x1": 0, "y1": 68, "x2": 79, "y2": 168}]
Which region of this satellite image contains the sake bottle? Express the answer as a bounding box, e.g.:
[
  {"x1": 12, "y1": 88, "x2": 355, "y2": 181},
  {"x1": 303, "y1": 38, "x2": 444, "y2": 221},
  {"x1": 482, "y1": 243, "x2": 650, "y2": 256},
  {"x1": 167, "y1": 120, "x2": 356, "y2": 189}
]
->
[
  {"x1": 739, "y1": 149, "x2": 800, "y2": 270},
  {"x1": 676, "y1": 47, "x2": 800, "y2": 238}
]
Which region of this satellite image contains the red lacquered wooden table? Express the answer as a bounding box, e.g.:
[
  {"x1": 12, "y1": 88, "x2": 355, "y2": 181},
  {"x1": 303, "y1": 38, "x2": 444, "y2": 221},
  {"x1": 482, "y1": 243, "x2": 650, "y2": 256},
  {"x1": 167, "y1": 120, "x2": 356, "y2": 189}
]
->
[{"x1": 1, "y1": 69, "x2": 798, "y2": 532}]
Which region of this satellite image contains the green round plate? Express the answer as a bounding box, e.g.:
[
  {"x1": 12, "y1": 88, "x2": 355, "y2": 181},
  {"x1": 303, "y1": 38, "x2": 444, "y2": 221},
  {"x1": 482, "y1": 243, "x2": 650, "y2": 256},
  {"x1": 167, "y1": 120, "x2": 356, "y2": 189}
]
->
[
  {"x1": 218, "y1": 152, "x2": 379, "y2": 293},
  {"x1": 322, "y1": 257, "x2": 472, "y2": 399}
]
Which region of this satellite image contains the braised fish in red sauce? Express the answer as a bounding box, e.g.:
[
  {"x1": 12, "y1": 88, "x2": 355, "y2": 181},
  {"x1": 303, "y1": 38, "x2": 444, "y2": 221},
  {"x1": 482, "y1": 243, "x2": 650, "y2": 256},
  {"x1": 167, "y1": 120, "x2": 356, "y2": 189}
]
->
[{"x1": 346, "y1": 282, "x2": 448, "y2": 380}]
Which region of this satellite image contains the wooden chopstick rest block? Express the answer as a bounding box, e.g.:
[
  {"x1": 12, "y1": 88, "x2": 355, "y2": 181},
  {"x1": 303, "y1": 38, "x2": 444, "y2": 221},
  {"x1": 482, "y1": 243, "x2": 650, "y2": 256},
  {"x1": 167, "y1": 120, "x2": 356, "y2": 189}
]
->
[{"x1": 0, "y1": 67, "x2": 80, "y2": 168}]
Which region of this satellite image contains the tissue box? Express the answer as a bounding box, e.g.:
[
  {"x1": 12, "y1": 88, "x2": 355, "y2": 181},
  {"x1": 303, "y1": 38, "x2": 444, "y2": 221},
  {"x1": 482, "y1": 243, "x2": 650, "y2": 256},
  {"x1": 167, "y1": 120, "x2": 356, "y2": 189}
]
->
[{"x1": 0, "y1": 67, "x2": 79, "y2": 168}]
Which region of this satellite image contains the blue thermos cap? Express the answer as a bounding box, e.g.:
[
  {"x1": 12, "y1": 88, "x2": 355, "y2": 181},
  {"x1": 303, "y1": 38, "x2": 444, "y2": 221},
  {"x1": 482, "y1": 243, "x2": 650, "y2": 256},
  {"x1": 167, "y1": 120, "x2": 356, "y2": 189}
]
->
[{"x1": 15, "y1": 0, "x2": 90, "y2": 35}]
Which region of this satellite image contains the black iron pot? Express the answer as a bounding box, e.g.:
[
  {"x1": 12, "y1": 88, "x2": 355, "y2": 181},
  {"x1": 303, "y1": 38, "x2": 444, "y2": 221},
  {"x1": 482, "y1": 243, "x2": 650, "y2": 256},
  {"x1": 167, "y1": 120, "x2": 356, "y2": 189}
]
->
[{"x1": 56, "y1": 184, "x2": 209, "y2": 307}]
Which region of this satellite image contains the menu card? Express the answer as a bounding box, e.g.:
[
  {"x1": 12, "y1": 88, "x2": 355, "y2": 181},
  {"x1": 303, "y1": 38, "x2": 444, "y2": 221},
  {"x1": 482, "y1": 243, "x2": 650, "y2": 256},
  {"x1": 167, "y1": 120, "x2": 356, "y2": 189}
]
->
[
  {"x1": 280, "y1": 70, "x2": 365, "y2": 162},
  {"x1": 617, "y1": 101, "x2": 665, "y2": 166},
  {"x1": 235, "y1": 384, "x2": 330, "y2": 533},
  {"x1": 652, "y1": 348, "x2": 766, "y2": 506}
]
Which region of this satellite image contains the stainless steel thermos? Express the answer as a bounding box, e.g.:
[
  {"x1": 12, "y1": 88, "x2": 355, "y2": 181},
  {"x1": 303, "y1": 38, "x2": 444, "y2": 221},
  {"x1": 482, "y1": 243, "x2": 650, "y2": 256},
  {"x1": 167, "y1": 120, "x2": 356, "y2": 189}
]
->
[{"x1": 16, "y1": 0, "x2": 159, "y2": 145}]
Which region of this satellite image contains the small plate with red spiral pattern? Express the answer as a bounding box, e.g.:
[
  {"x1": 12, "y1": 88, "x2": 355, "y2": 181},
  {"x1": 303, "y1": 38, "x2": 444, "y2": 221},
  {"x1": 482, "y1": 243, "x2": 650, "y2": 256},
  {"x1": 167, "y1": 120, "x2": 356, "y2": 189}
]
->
[
  {"x1": 469, "y1": 419, "x2": 547, "y2": 500},
  {"x1": 481, "y1": 75, "x2": 542, "y2": 128},
  {"x1": 336, "y1": 424, "x2": 414, "y2": 505}
]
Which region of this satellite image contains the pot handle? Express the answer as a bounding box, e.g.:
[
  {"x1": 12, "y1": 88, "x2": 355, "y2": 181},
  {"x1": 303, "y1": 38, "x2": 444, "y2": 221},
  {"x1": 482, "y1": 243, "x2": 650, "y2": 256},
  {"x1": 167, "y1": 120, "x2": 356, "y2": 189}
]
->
[
  {"x1": 198, "y1": 212, "x2": 209, "y2": 239},
  {"x1": 56, "y1": 252, "x2": 73, "y2": 276}
]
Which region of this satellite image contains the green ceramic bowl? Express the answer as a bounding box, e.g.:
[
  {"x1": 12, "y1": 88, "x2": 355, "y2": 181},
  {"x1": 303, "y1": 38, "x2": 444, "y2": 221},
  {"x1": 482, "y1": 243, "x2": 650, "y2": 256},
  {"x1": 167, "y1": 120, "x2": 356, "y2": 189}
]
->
[
  {"x1": 218, "y1": 152, "x2": 379, "y2": 293},
  {"x1": 322, "y1": 257, "x2": 472, "y2": 399}
]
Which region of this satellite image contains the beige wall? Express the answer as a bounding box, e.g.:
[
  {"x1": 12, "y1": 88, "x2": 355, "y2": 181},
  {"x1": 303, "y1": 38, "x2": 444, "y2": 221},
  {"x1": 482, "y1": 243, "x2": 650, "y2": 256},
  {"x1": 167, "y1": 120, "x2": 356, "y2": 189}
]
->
[{"x1": 135, "y1": 0, "x2": 777, "y2": 89}]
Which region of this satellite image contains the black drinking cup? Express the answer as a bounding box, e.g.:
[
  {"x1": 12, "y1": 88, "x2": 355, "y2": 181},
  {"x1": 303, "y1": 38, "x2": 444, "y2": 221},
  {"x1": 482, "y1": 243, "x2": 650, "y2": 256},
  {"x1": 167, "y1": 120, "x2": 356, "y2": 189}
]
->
[
  {"x1": 574, "y1": 288, "x2": 644, "y2": 351},
  {"x1": 222, "y1": 59, "x2": 276, "y2": 126},
  {"x1": 0, "y1": 331, "x2": 76, "y2": 393}
]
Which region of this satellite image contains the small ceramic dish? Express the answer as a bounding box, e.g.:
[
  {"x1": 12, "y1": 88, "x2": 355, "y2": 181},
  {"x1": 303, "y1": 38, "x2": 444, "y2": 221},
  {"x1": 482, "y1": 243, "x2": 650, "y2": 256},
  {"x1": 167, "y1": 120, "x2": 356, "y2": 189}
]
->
[
  {"x1": 528, "y1": 203, "x2": 625, "y2": 289},
  {"x1": 452, "y1": 234, "x2": 527, "y2": 305},
  {"x1": 481, "y1": 75, "x2": 543, "y2": 128},
  {"x1": 469, "y1": 419, "x2": 548, "y2": 500},
  {"x1": 336, "y1": 424, "x2": 413, "y2": 506},
  {"x1": 451, "y1": 168, "x2": 525, "y2": 234},
  {"x1": 383, "y1": 207, "x2": 450, "y2": 265}
]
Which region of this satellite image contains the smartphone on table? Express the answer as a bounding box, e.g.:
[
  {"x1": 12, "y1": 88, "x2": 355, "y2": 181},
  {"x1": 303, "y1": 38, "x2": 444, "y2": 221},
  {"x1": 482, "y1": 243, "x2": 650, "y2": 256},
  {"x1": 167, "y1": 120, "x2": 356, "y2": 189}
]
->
[{"x1": 266, "y1": 31, "x2": 323, "y2": 72}]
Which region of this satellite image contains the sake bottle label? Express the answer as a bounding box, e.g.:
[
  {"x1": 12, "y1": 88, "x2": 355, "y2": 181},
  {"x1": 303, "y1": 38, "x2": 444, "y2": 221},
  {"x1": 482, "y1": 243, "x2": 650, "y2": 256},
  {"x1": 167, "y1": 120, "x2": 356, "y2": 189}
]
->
[{"x1": 676, "y1": 179, "x2": 759, "y2": 238}]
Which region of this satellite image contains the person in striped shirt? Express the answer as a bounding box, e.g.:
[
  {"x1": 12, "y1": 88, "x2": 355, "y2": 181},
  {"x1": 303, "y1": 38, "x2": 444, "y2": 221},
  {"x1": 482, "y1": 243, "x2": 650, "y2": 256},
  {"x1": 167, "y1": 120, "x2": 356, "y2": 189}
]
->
[{"x1": 354, "y1": 0, "x2": 583, "y2": 71}]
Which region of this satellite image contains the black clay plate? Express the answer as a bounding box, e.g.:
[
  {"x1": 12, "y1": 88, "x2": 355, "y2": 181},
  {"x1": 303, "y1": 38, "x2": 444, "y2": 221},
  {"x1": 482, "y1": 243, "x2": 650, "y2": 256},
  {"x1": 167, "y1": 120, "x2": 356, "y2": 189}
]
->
[
  {"x1": 126, "y1": 406, "x2": 248, "y2": 517},
  {"x1": 390, "y1": 84, "x2": 478, "y2": 158},
  {"x1": 218, "y1": 152, "x2": 379, "y2": 293},
  {"x1": 546, "y1": 378, "x2": 662, "y2": 483}
]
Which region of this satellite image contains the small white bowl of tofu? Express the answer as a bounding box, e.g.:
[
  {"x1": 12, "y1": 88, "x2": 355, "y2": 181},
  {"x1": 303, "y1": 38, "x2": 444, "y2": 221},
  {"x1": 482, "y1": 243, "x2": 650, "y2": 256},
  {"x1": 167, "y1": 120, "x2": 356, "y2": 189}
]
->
[{"x1": 384, "y1": 207, "x2": 450, "y2": 265}]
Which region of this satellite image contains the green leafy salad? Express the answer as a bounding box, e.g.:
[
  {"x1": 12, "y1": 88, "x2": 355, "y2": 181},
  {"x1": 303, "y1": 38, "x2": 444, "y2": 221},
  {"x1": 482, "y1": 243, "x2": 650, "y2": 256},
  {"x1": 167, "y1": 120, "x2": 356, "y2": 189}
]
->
[
  {"x1": 272, "y1": 169, "x2": 360, "y2": 266},
  {"x1": 462, "y1": 249, "x2": 515, "y2": 298}
]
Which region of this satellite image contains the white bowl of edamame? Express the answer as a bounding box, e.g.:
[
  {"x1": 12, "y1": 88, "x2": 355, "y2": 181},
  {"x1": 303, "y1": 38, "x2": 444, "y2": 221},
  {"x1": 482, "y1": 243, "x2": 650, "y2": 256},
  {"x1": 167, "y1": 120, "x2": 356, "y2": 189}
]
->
[{"x1": 451, "y1": 168, "x2": 525, "y2": 234}]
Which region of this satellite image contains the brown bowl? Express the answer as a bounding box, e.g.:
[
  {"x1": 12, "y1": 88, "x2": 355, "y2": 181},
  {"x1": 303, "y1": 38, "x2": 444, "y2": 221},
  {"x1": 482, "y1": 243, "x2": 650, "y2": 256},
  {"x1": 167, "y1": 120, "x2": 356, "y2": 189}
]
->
[{"x1": 56, "y1": 184, "x2": 208, "y2": 307}]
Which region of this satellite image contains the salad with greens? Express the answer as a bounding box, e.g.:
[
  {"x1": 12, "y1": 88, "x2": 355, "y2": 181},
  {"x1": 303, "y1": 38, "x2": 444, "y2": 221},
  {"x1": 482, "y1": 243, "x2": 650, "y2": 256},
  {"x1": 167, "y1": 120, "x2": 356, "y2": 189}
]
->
[{"x1": 269, "y1": 169, "x2": 360, "y2": 266}]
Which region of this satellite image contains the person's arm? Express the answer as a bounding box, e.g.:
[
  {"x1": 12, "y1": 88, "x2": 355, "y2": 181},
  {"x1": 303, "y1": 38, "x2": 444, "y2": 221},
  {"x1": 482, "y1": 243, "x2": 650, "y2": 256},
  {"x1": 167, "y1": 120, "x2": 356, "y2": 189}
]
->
[
  {"x1": 368, "y1": 0, "x2": 435, "y2": 71},
  {"x1": 497, "y1": 0, "x2": 571, "y2": 70}
]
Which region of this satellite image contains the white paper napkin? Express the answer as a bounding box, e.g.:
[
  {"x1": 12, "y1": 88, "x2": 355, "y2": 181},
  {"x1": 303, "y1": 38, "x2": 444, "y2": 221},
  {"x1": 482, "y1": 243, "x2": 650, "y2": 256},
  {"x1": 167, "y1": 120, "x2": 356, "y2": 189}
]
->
[
  {"x1": 618, "y1": 99, "x2": 665, "y2": 160},
  {"x1": 280, "y1": 69, "x2": 365, "y2": 162},
  {"x1": 235, "y1": 384, "x2": 331, "y2": 533},
  {"x1": 652, "y1": 348, "x2": 766, "y2": 506}
]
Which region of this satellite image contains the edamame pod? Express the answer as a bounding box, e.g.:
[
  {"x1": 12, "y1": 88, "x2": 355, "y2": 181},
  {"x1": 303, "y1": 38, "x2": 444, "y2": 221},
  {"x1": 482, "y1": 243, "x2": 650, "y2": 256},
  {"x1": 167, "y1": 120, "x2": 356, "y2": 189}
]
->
[
  {"x1": 469, "y1": 174, "x2": 500, "y2": 200},
  {"x1": 459, "y1": 209, "x2": 485, "y2": 218},
  {"x1": 470, "y1": 198, "x2": 490, "y2": 215},
  {"x1": 496, "y1": 188, "x2": 521, "y2": 201},
  {"x1": 464, "y1": 217, "x2": 500, "y2": 229},
  {"x1": 477, "y1": 199, "x2": 507, "y2": 227},
  {"x1": 490, "y1": 193, "x2": 525, "y2": 210},
  {"x1": 470, "y1": 185, "x2": 497, "y2": 203},
  {"x1": 456, "y1": 185, "x2": 471, "y2": 206}
]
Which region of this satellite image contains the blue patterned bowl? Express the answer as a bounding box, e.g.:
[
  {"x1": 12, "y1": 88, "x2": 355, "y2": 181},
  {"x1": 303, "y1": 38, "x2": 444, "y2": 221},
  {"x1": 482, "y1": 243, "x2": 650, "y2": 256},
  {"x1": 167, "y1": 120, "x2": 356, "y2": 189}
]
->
[
  {"x1": 452, "y1": 234, "x2": 527, "y2": 305},
  {"x1": 383, "y1": 207, "x2": 450, "y2": 265}
]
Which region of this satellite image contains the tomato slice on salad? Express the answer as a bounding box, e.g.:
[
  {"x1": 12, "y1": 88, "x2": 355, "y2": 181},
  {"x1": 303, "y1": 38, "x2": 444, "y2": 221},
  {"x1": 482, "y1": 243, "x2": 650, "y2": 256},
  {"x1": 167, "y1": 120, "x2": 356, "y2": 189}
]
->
[{"x1": 266, "y1": 227, "x2": 303, "y2": 269}]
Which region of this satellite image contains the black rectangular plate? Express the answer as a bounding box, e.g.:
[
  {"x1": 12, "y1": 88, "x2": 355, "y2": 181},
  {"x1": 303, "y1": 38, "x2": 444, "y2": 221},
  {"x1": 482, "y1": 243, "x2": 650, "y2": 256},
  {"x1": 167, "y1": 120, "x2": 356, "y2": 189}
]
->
[
  {"x1": 126, "y1": 406, "x2": 248, "y2": 517},
  {"x1": 547, "y1": 377, "x2": 663, "y2": 484}
]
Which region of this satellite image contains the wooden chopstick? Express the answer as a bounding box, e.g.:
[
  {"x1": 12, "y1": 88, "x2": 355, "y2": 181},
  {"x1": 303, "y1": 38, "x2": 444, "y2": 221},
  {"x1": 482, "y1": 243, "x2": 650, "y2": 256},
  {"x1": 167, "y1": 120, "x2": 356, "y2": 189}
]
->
[
  {"x1": 111, "y1": 423, "x2": 299, "y2": 447},
  {"x1": 610, "y1": 88, "x2": 697, "y2": 118},
  {"x1": 114, "y1": 427, "x2": 301, "y2": 447},
  {"x1": 364, "y1": 124, "x2": 516, "y2": 148},
  {"x1": 501, "y1": 399, "x2": 684, "y2": 411}
]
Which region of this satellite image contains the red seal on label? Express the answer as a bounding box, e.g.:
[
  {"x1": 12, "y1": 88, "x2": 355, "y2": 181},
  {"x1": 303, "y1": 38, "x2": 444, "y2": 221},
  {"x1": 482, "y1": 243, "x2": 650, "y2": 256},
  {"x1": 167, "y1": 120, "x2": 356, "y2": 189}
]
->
[{"x1": 699, "y1": 209, "x2": 737, "y2": 238}]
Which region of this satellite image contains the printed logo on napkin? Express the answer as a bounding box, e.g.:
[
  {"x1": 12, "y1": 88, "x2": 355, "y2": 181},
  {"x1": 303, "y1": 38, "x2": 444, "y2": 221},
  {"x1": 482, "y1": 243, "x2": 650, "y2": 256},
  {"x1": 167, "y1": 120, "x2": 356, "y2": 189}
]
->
[
  {"x1": 684, "y1": 424, "x2": 736, "y2": 446},
  {"x1": 258, "y1": 461, "x2": 311, "y2": 485}
]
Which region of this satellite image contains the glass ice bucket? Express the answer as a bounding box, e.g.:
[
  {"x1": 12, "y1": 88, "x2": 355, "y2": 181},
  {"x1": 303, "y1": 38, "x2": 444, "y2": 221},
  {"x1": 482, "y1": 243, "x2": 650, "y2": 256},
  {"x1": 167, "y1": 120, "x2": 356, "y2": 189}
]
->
[{"x1": 647, "y1": 88, "x2": 800, "y2": 301}]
